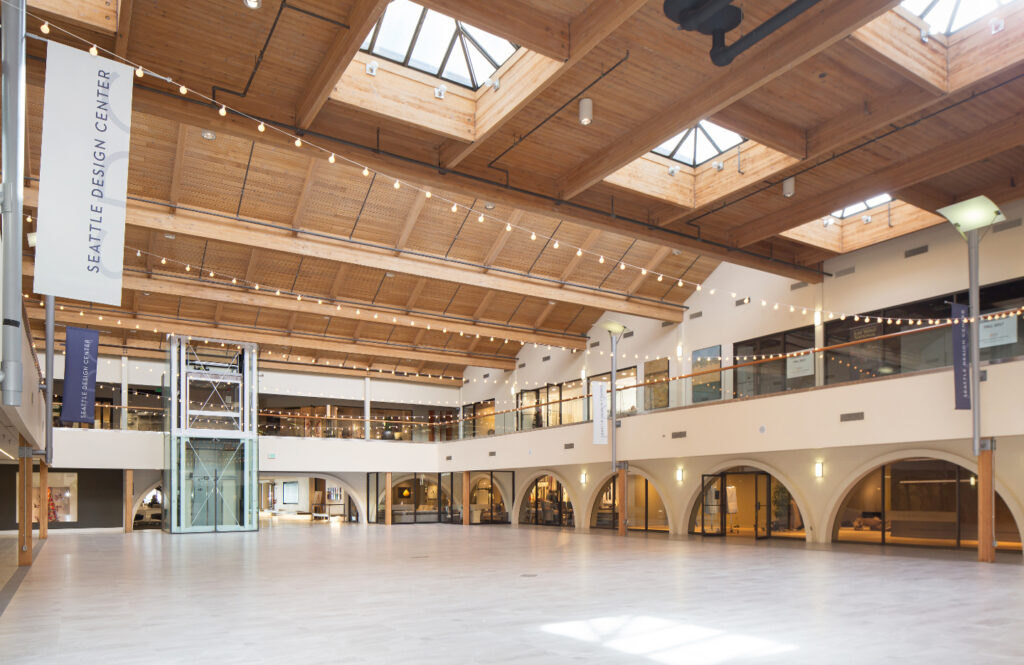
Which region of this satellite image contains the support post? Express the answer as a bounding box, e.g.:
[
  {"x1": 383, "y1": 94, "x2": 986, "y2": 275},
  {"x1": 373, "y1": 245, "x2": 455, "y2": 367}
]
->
[
  {"x1": 38, "y1": 460, "x2": 47, "y2": 539},
  {"x1": 18, "y1": 438, "x2": 32, "y2": 565},
  {"x1": 363, "y1": 376, "x2": 371, "y2": 441},
  {"x1": 384, "y1": 471, "x2": 392, "y2": 525},
  {"x1": 462, "y1": 470, "x2": 470, "y2": 525},
  {"x1": 968, "y1": 229, "x2": 995, "y2": 562},
  {"x1": 120, "y1": 355, "x2": 128, "y2": 430},
  {"x1": 45, "y1": 296, "x2": 54, "y2": 462},
  {"x1": 617, "y1": 466, "x2": 627, "y2": 536},
  {"x1": 124, "y1": 469, "x2": 133, "y2": 533},
  {"x1": 0, "y1": 0, "x2": 26, "y2": 406}
]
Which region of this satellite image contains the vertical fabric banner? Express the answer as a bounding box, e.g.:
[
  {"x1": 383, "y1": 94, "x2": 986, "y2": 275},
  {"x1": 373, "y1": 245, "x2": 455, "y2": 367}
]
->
[
  {"x1": 592, "y1": 385, "x2": 609, "y2": 445},
  {"x1": 34, "y1": 42, "x2": 133, "y2": 306},
  {"x1": 951, "y1": 302, "x2": 970, "y2": 410},
  {"x1": 61, "y1": 327, "x2": 100, "y2": 424}
]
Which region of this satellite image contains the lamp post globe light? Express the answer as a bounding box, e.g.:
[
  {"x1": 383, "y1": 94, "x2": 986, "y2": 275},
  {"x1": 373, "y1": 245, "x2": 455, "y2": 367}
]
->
[
  {"x1": 935, "y1": 195, "x2": 1006, "y2": 563},
  {"x1": 599, "y1": 321, "x2": 628, "y2": 536}
]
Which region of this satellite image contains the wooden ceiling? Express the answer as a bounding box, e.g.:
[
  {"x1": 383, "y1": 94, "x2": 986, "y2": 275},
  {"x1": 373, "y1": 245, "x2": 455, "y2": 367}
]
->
[{"x1": 21, "y1": 0, "x2": 1024, "y2": 383}]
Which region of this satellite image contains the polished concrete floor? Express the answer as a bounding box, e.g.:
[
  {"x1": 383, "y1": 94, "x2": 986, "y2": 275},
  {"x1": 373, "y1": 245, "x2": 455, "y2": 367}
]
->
[{"x1": 2, "y1": 522, "x2": 1024, "y2": 664}]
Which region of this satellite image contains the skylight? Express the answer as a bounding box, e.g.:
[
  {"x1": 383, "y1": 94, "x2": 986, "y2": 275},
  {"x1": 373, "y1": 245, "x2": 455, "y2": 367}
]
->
[
  {"x1": 831, "y1": 193, "x2": 892, "y2": 219},
  {"x1": 651, "y1": 120, "x2": 745, "y2": 167},
  {"x1": 900, "y1": 0, "x2": 1017, "y2": 35},
  {"x1": 360, "y1": 0, "x2": 518, "y2": 90}
]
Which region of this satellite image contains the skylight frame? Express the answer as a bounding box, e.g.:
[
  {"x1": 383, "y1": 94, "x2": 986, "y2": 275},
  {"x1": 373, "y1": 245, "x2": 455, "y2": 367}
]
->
[
  {"x1": 899, "y1": 0, "x2": 1018, "y2": 35},
  {"x1": 361, "y1": 1, "x2": 519, "y2": 90},
  {"x1": 651, "y1": 120, "x2": 746, "y2": 168},
  {"x1": 830, "y1": 194, "x2": 893, "y2": 220}
]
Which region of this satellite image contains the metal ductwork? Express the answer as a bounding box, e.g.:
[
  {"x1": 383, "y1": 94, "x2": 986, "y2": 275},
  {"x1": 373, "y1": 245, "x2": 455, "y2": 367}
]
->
[{"x1": 663, "y1": 0, "x2": 822, "y2": 66}]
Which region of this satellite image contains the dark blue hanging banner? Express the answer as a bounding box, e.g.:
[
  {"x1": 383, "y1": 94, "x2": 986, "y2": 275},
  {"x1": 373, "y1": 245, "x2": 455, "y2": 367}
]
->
[
  {"x1": 61, "y1": 326, "x2": 100, "y2": 424},
  {"x1": 951, "y1": 303, "x2": 970, "y2": 410}
]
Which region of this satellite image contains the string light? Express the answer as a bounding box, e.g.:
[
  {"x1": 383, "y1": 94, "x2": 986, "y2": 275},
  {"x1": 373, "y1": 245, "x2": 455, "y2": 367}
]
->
[
  {"x1": 553, "y1": 240, "x2": 559, "y2": 249},
  {"x1": 39, "y1": 21, "x2": 50, "y2": 34},
  {"x1": 451, "y1": 203, "x2": 458, "y2": 213},
  {"x1": 135, "y1": 66, "x2": 144, "y2": 78},
  {"x1": 257, "y1": 122, "x2": 265, "y2": 132},
  {"x1": 393, "y1": 179, "x2": 400, "y2": 189},
  {"x1": 219, "y1": 105, "x2": 227, "y2": 116},
  {"x1": 425, "y1": 191, "x2": 431, "y2": 198},
  {"x1": 362, "y1": 167, "x2": 369, "y2": 176},
  {"x1": 328, "y1": 153, "x2": 335, "y2": 164},
  {"x1": 576, "y1": 248, "x2": 583, "y2": 257},
  {"x1": 598, "y1": 255, "x2": 604, "y2": 264},
  {"x1": 294, "y1": 137, "x2": 302, "y2": 148},
  {"x1": 88, "y1": 44, "x2": 98, "y2": 56},
  {"x1": 505, "y1": 223, "x2": 512, "y2": 232}
]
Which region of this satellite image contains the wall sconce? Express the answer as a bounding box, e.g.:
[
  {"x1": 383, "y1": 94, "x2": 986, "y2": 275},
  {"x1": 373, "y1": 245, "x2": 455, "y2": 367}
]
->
[
  {"x1": 814, "y1": 461, "x2": 824, "y2": 478},
  {"x1": 675, "y1": 468, "x2": 683, "y2": 482},
  {"x1": 579, "y1": 471, "x2": 587, "y2": 485}
]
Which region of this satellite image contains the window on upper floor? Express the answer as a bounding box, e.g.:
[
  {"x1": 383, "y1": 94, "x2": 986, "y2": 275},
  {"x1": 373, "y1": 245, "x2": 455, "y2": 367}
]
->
[
  {"x1": 900, "y1": 0, "x2": 1018, "y2": 35},
  {"x1": 360, "y1": 0, "x2": 518, "y2": 89}
]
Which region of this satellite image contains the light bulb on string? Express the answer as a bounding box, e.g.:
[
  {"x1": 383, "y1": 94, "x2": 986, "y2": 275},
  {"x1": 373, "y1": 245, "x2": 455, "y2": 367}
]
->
[
  {"x1": 362, "y1": 167, "x2": 369, "y2": 177},
  {"x1": 505, "y1": 223, "x2": 512, "y2": 232},
  {"x1": 425, "y1": 191, "x2": 431, "y2": 198},
  {"x1": 576, "y1": 248, "x2": 582, "y2": 257},
  {"x1": 257, "y1": 122, "x2": 265, "y2": 132},
  {"x1": 451, "y1": 203, "x2": 458, "y2": 213},
  {"x1": 160, "y1": 258, "x2": 166, "y2": 265},
  {"x1": 328, "y1": 153, "x2": 335, "y2": 164},
  {"x1": 641, "y1": 268, "x2": 647, "y2": 276},
  {"x1": 530, "y1": 231, "x2": 536, "y2": 241},
  {"x1": 598, "y1": 255, "x2": 604, "y2": 264},
  {"x1": 219, "y1": 105, "x2": 227, "y2": 117},
  {"x1": 178, "y1": 84, "x2": 188, "y2": 95},
  {"x1": 135, "y1": 66, "x2": 144, "y2": 78},
  {"x1": 89, "y1": 44, "x2": 98, "y2": 56},
  {"x1": 294, "y1": 137, "x2": 302, "y2": 148},
  {"x1": 553, "y1": 240, "x2": 559, "y2": 249},
  {"x1": 40, "y1": 22, "x2": 50, "y2": 34},
  {"x1": 393, "y1": 179, "x2": 400, "y2": 189},
  {"x1": 657, "y1": 274, "x2": 663, "y2": 282}
]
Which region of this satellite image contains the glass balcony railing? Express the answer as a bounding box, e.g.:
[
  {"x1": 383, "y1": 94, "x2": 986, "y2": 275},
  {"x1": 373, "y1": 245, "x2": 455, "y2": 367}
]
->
[{"x1": 53, "y1": 306, "x2": 1023, "y2": 441}]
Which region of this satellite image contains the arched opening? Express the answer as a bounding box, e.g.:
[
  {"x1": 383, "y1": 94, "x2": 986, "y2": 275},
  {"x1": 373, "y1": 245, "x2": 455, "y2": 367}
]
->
[
  {"x1": 260, "y1": 475, "x2": 361, "y2": 523},
  {"x1": 519, "y1": 475, "x2": 574, "y2": 527},
  {"x1": 390, "y1": 473, "x2": 450, "y2": 523},
  {"x1": 688, "y1": 466, "x2": 805, "y2": 540},
  {"x1": 834, "y1": 458, "x2": 1021, "y2": 551},
  {"x1": 133, "y1": 485, "x2": 163, "y2": 530},
  {"x1": 590, "y1": 474, "x2": 669, "y2": 533}
]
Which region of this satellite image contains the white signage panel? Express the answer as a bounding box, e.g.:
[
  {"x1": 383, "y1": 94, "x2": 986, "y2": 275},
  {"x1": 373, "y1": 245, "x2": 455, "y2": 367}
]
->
[
  {"x1": 786, "y1": 351, "x2": 814, "y2": 379},
  {"x1": 591, "y1": 386, "x2": 609, "y2": 445},
  {"x1": 980, "y1": 317, "x2": 1017, "y2": 349},
  {"x1": 35, "y1": 42, "x2": 133, "y2": 306}
]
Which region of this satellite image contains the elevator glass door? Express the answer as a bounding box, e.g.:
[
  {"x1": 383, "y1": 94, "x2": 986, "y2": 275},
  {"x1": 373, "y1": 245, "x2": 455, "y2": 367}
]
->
[{"x1": 184, "y1": 440, "x2": 245, "y2": 531}]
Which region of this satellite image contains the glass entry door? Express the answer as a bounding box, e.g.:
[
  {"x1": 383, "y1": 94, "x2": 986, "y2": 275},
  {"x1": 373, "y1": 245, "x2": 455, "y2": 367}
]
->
[
  {"x1": 699, "y1": 474, "x2": 724, "y2": 535},
  {"x1": 183, "y1": 439, "x2": 247, "y2": 531},
  {"x1": 755, "y1": 472, "x2": 771, "y2": 539}
]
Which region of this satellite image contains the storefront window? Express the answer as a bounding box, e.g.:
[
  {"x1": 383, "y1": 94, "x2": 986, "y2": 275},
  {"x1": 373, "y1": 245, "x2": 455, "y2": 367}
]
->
[
  {"x1": 689, "y1": 467, "x2": 804, "y2": 540},
  {"x1": 834, "y1": 459, "x2": 1021, "y2": 550},
  {"x1": 590, "y1": 474, "x2": 668, "y2": 532},
  {"x1": 17, "y1": 471, "x2": 79, "y2": 523},
  {"x1": 520, "y1": 475, "x2": 573, "y2": 527},
  {"x1": 734, "y1": 327, "x2": 814, "y2": 398}
]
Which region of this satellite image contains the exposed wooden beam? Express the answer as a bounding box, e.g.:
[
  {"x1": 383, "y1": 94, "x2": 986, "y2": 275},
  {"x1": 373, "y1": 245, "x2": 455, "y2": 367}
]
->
[
  {"x1": 213, "y1": 302, "x2": 224, "y2": 326},
  {"x1": 23, "y1": 260, "x2": 587, "y2": 349},
  {"x1": 119, "y1": 84, "x2": 823, "y2": 282},
  {"x1": 626, "y1": 247, "x2": 672, "y2": 295},
  {"x1": 847, "y1": 9, "x2": 947, "y2": 96},
  {"x1": 558, "y1": 0, "x2": 899, "y2": 200},
  {"x1": 33, "y1": 328, "x2": 462, "y2": 385},
  {"x1": 394, "y1": 194, "x2": 428, "y2": 252},
  {"x1": 946, "y1": 1, "x2": 1024, "y2": 91},
  {"x1": 296, "y1": 0, "x2": 389, "y2": 129},
  {"x1": 534, "y1": 300, "x2": 556, "y2": 329},
  {"x1": 732, "y1": 111, "x2": 1024, "y2": 246},
  {"x1": 28, "y1": 308, "x2": 516, "y2": 370},
  {"x1": 472, "y1": 291, "x2": 495, "y2": 320},
  {"x1": 438, "y1": 0, "x2": 647, "y2": 169},
  {"x1": 893, "y1": 183, "x2": 954, "y2": 212},
  {"x1": 291, "y1": 158, "x2": 318, "y2": 236},
  {"x1": 692, "y1": 142, "x2": 800, "y2": 211},
  {"x1": 405, "y1": 278, "x2": 427, "y2": 310},
  {"x1": 29, "y1": 0, "x2": 115, "y2": 34},
  {"x1": 416, "y1": 0, "x2": 569, "y2": 61},
  {"x1": 285, "y1": 311, "x2": 299, "y2": 334},
  {"x1": 114, "y1": 0, "x2": 134, "y2": 58},
  {"x1": 168, "y1": 124, "x2": 187, "y2": 210},
  {"x1": 330, "y1": 264, "x2": 350, "y2": 297},
  {"x1": 483, "y1": 211, "x2": 522, "y2": 268},
  {"x1": 712, "y1": 102, "x2": 807, "y2": 159},
  {"x1": 244, "y1": 248, "x2": 261, "y2": 284},
  {"x1": 559, "y1": 229, "x2": 602, "y2": 282}
]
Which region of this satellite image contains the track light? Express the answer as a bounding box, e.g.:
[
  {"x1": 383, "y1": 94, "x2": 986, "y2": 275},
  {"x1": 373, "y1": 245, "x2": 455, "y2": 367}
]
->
[{"x1": 579, "y1": 97, "x2": 593, "y2": 126}]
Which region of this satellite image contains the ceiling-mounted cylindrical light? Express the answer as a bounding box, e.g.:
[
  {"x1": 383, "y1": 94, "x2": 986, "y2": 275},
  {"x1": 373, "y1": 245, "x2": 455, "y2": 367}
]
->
[{"x1": 579, "y1": 97, "x2": 593, "y2": 126}]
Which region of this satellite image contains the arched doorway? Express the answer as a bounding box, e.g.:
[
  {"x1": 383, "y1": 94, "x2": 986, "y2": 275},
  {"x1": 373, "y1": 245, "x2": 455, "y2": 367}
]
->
[
  {"x1": 590, "y1": 474, "x2": 669, "y2": 533},
  {"x1": 688, "y1": 466, "x2": 805, "y2": 540},
  {"x1": 520, "y1": 475, "x2": 574, "y2": 527},
  {"x1": 834, "y1": 458, "x2": 1021, "y2": 551},
  {"x1": 467, "y1": 471, "x2": 512, "y2": 524}
]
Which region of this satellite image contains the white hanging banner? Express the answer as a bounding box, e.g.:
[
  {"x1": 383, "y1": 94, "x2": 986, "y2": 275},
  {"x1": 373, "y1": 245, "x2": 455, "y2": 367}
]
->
[
  {"x1": 34, "y1": 42, "x2": 133, "y2": 306},
  {"x1": 592, "y1": 385, "x2": 609, "y2": 445}
]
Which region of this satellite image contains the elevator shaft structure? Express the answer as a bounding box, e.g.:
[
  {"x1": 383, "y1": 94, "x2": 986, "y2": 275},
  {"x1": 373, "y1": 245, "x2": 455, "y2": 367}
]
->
[{"x1": 164, "y1": 336, "x2": 259, "y2": 533}]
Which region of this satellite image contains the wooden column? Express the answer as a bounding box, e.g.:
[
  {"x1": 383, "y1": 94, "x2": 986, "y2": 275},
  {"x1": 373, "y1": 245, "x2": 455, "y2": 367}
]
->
[
  {"x1": 124, "y1": 469, "x2": 134, "y2": 534},
  {"x1": 462, "y1": 470, "x2": 470, "y2": 525},
  {"x1": 616, "y1": 467, "x2": 627, "y2": 536},
  {"x1": 384, "y1": 472, "x2": 393, "y2": 525},
  {"x1": 978, "y1": 449, "x2": 996, "y2": 562},
  {"x1": 18, "y1": 439, "x2": 33, "y2": 566},
  {"x1": 38, "y1": 461, "x2": 48, "y2": 540}
]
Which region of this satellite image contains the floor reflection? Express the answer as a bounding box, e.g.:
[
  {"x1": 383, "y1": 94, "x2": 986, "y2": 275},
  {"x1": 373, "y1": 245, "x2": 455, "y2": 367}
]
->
[{"x1": 541, "y1": 615, "x2": 797, "y2": 664}]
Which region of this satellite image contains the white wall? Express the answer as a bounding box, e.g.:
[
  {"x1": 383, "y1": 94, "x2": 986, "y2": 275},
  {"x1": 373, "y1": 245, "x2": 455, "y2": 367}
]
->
[{"x1": 53, "y1": 429, "x2": 163, "y2": 469}]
